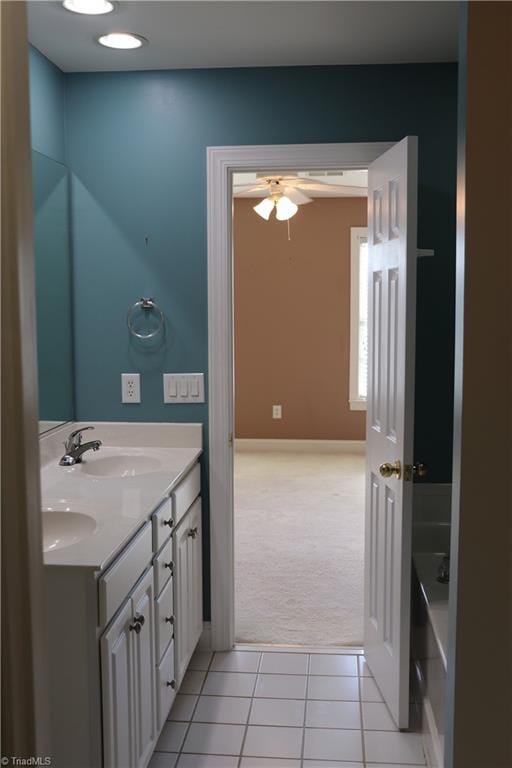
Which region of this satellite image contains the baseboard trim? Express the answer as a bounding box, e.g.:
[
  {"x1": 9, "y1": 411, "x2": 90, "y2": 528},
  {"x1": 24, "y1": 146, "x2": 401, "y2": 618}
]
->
[
  {"x1": 235, "y1": 439, "x2": 366, "y2": 454},
  {"x1": 235, "y1": 643, "x2": 363, "y2": 654},
  {"x1": 198, "y1": 622, "x2": 212, "y2": 651}
]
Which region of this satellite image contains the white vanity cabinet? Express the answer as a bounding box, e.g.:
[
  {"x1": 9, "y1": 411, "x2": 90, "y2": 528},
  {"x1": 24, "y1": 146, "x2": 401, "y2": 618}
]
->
[
  {"x1": 44, "y1": 459, "x2": 203, "y2": 768},
  {"x1": 102, "y1": 567, "x2": 156, "y2": 768},
  {"x1": 174, "y1": 497, "x2": 203, "y2": 686}
]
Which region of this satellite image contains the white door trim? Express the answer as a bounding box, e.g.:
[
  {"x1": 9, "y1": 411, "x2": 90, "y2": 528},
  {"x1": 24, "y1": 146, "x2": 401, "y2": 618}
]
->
[{"x1": 207, "y1": 141, "x2": 394, "y2": 650}]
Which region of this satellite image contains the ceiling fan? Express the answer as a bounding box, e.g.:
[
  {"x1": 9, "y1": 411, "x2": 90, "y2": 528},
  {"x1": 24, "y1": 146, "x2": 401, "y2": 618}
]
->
[{"x1": 233, "y1": 174, "x2": 348, "y2": 221}]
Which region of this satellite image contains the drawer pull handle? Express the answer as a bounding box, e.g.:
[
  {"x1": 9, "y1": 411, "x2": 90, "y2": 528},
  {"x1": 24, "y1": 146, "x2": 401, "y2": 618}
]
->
[
  {"x1": 134, "y1": 614, "x2": 145, "y2": 627},
  {"x1": 165, "y1": 615, "x2": 175, "y2": 625},
  {"x1": 164, "y1": 561, "x2": 174, "y2": 572},
  {"x1": 164, "y1": 518, "x2": 174, "y2": 528},
  {"x1": 129, "y1": 621, "x2": 142, "y2": 634},
  {"x1": 166, "y1": 679, "x2": 176, "y2": 689},
  {"x1": 188, "y1": 526, "x2": 198, "y2": 539}
]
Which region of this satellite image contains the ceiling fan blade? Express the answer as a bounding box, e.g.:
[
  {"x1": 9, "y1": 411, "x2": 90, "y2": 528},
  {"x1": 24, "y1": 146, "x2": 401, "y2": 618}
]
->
[
  {"x1": 233, "y1": 184, "x2": 267, "y2": 196},
  {"x1": 283, "y1": 187, "x2": 313, "y2": 205},
  {"x1": 295, "y1": 181, "x2": 357, "y2": 194},
  {"x1": 280, "y1": 175, "x2": 338, "y2": 188}
]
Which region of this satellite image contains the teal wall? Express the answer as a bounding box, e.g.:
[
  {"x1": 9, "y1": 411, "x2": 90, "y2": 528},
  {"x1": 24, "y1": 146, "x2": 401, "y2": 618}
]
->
[
  {"x1": 29, "y1": 47, "x2": 75, "y2": 426},
  {"x1": 65, "y1": 64, "x2": 457, "y2": 473},
  {"x1": 30, "y1": 54, "x2": 458, "y2": 617},
  {"x1": 29, "y1": 46, "x2": 67, "y2": 164},
  {"x1": 33, "y1": 151, "x2": 74, "y2": 422}
]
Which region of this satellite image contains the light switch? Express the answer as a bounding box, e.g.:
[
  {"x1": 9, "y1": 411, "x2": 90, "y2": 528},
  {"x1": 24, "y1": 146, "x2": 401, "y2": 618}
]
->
[
  {"x1": 190, "y1": 378, "x2": 200, "y2": 397},
  {"x1": 163, "y1": 373, "x2": 205, "y2": 403}
]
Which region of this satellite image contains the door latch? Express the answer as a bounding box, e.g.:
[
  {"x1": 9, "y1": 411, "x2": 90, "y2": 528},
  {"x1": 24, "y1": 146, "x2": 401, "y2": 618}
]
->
[{"x1": 403, "y1": 463, "x2": 427, "y2": 482}]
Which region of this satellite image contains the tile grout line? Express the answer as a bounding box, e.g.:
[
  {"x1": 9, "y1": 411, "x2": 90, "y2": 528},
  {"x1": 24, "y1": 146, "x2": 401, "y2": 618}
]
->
[
  {"x1": 236, "y1": 650, "x2": 262, "y2": 767},
  {"x1": 176, "y1": 652, "x2": 215, "y2": 764},
  {"x1": 357, "y1": 655, "x2": 368, "y2": 768},
  {"x1": 299, "y1": 653, "x2": 311, "y2": 767},
  {"x1": 201, "y1": 670, "x2": 362, "y2": 678},
  {"x1": 170, "y1": 721, "x2": 399, "y2": 732}
]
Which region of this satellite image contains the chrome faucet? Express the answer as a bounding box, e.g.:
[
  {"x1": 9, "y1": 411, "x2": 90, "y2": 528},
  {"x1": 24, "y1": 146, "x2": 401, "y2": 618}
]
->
[{"x1": 59, "y1": 426, "x2": 102, "y2": 466}]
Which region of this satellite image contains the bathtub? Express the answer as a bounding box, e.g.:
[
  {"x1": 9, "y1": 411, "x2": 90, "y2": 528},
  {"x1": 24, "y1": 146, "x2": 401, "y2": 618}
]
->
[{"x1": 412, "y1": 552, "x2": 449, "y2": 768}]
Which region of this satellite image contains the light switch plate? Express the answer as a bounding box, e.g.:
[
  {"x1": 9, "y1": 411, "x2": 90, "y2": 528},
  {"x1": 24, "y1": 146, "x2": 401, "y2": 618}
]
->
[
  {"x1": 163, "y1": 373, "x2": 205, "y2": 403},
  {"x1": 122, "y1": 373, "x2": 141, "y2": 403},
  {"x1": 272, "y1": 404, "x2": 282, "y2": 419}
]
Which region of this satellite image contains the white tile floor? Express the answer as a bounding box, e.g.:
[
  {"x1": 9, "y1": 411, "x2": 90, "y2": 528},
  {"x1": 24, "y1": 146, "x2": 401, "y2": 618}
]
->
[{"x1": 150, "y1": 648, "x2": 426, "y2": 768}]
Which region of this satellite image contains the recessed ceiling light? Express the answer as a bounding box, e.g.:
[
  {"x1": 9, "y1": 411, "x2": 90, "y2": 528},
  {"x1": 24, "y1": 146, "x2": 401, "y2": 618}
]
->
[
  {"x1": 97, "y1": 32, "x2": 147, "y2": 50},
  {"x1": 63, "y1": 0, "x2": 114, "y2": 15}
]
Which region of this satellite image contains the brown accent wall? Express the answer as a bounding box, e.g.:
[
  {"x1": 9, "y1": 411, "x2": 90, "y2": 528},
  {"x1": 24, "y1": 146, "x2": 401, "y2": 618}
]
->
[{"x1": 234, "y1": 196, "x2": 367, "y2": 439}]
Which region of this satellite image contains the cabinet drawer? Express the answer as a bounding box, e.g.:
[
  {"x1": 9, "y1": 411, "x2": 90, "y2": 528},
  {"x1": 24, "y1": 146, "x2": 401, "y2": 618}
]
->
[
  {"x1": 154, "y1": 538, "x2": 173, "y2": 597},
  {"x1": 99, "y1": 522, "x2": 152, "y2": 628},
  {"x1": 156, "y1": 639, "x2": 176, "y2": 732},
  {"x1": 155, "y1": 576, "x2": 174, "y2": 664},
  {"x1": 152, "y1": 497, "x2": 173, "y2": 553},
  {"x1": 173, "y1": 463, "x2": 200, "y2": 528}
]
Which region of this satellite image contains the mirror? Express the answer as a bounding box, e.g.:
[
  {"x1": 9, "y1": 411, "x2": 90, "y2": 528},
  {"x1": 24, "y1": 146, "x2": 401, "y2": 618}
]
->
[{"x1": 33, "y1": 150, "x2": 74, "y2": 433}]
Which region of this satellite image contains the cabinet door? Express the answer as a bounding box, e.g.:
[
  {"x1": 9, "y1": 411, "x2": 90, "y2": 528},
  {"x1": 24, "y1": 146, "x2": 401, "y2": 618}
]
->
[
  {"x1": 174, "y1": 498, "x2": 203, "y2": 686},
  {"x1": 174, "y1": 514, "x2": 191, "y2": 686},
  {"x1": 101, "y1": 600, "x2": 136, "y2": 768},
  {"x1": 131, "y1": 568, "x2": 157, "y2": 768},
  {"x1": 187, "y1": 498, "x2": 203, "y2": 655}
]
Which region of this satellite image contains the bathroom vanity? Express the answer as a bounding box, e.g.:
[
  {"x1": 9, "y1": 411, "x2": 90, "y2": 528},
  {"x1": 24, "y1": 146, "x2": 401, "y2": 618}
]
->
[{"x1": 41, "y1": 422, "x2": 203, "y2": 768}]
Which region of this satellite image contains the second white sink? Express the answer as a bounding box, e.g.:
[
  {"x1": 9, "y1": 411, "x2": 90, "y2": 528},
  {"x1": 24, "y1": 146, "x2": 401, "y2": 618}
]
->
[
  {"x1": 80, "y1": 454, "x2": 164, "y2": 478},
  {"x1": 43, "y1": 510, "x2": 97, "y2": 552}
]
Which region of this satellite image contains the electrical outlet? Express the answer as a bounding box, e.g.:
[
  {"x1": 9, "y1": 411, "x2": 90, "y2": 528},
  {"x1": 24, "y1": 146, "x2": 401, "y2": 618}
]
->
[
  {"x1": 272, "y1": 404, "x2": 282, "y2": 419},
  {"x1": 122, "y1": 373, "x2": 141, "y2": 403}
]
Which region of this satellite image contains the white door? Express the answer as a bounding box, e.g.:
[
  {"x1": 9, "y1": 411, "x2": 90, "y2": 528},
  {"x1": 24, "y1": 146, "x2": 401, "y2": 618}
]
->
[
  {"x1": 101, "y1": 600, "x2": 136, "y2": 768},
  {"x1": 131, "y1": 568, "x2": 157, "y2": 768},
  {"x1": 364, "y1": 136, "x2": 418, "y2": 729}
]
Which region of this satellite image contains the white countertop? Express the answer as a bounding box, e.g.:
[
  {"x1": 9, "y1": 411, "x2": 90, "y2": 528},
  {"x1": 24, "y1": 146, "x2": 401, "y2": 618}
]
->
[{"x1": 40, "y1": 422, "x2": 202, "y2": 570}]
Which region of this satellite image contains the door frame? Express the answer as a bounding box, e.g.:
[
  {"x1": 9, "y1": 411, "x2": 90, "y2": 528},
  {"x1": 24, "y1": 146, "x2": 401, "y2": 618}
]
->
[{"x1": 207, "y1": 141, "x2": 394, "y2": 650}]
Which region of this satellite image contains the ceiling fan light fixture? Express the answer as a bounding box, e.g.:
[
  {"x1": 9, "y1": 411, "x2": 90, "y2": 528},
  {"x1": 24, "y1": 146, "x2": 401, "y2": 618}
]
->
[
  {"x1": 275, "y1": 196, "x2": 298, "y2": 221},
  {"x1": 253, "y1": 197, "x2": 275, "y2": 221}
]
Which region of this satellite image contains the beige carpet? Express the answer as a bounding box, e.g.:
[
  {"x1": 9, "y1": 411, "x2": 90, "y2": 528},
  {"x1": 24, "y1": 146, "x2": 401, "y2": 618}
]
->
[{"x1": 234, "y1": 449, "x2": 365, "y2": 646}]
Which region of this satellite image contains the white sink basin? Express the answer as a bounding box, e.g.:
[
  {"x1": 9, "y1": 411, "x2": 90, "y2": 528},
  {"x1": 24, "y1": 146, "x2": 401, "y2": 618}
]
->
[
  {"x1": 42, "y1": 510, "x2": 97, "y2": 552},
  {"x1": 80, "y1": 454, "x2": 164, "y2": 478}
]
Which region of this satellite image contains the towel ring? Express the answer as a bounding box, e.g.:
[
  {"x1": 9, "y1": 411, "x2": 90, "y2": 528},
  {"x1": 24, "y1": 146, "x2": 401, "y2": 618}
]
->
[{"x1": 127, "y1": 298, "x2": 165, "y2": 340}]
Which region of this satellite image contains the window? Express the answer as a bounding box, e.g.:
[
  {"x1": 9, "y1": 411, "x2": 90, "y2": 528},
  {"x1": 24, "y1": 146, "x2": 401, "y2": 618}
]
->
[{"x1": 349, "y1": 227, "x2": 368, "y2": 410}]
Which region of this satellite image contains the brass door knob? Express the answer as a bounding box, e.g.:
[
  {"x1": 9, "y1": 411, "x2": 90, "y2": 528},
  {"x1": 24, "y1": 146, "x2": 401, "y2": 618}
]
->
[{"x1": 379, "y1": 460, "x2": 401, "y2": 479}]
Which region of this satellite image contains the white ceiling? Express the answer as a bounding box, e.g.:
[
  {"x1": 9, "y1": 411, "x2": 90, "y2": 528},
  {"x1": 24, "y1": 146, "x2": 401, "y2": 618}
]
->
[{"x1": 28, "y1": 1, "x2": 459, "y2": 73}]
